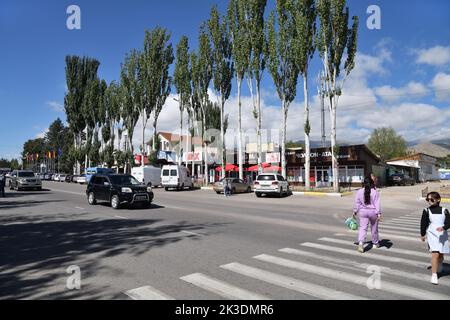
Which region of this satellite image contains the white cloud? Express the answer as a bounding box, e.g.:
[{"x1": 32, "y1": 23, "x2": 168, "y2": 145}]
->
[
  {"x1": 374, "y1": 82, "x2": 429, "y2": 102},
  {"x1": 46, "y1": 101, "x2": 64, "y2": 112},
  {"x1": 416, "y1": 46, "x2": 450, "y2": 66},
  {"x1": 431, "y1": 72, "x2": 450, "y2": 102}
]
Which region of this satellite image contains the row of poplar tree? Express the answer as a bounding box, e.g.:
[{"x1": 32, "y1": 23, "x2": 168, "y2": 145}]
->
[{"x1": 64, "y1": 0, "x2": 358, "y2": 191}]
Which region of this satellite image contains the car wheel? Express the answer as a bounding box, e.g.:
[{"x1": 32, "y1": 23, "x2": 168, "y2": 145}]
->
[
  {"x1": 111, "y1": 195, "x2": 120, "y2": 210},
  {"x1": 88, "y1": 192, "x2": 97, "y2": 205},
  {"x1": 165, "y1": 187, "x2": 169, "y2": 191},
  {"x1": 247, "y1": 187, "x2": 252, "y2": 193},
  {"x1": 216, "y1": 191, "x2": 221, "y2": 194},
  {"x1": 278, "y1": 188, "x2": 283, "y2": 198},
  {"x1": 9, "y1": 182, "x2": 13, "y2": 190},
  {"x1": 232, "y1": 188, "x2": 236, "y2": 195},
  {"x1": 256, "y1": 192, "x2": 262, "y2": 198}
]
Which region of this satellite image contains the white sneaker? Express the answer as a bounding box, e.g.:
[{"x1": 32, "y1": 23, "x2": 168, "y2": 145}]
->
[{"x1": 431, "y1": 273, "x2": 438, "y2": 285}]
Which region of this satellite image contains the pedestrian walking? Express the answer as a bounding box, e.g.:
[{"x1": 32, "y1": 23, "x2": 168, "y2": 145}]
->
[
  {"x1": 420, "y1": 192, "x2": 450, "y2": 285},
  {"x1": 0, "y1": 173, "x2": 5, "y2": 197},
  {"x1": 224, "y1": 179, "x2": 229, "y2": 197},
  {"x1": 353, "y1": 176, "x2": 381, "y2": 253}
]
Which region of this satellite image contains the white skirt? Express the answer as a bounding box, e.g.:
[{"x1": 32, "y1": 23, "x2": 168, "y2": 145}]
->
[{"x1": 427, "y1": 227, "x2": 450, "y2": 254}]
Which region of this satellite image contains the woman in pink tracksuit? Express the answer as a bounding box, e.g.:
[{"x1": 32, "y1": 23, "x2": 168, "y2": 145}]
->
[{"x1": 353, "y1": 176, "x2": 381, "y2": 253}]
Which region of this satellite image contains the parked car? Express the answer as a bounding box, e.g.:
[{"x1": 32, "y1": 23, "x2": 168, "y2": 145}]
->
[
  {"x1": 161, "y1": 165, "x2": 193, "y2": 191},
  {"x1": 58, "y1": 174, "x2": 67, "y2": 182},
  {"x1": 77, "y1": 174, "x2": 87, "y2": 185},
  {"x1": 65, "y1": 175, "x2": 73, "y2": 183},
  {"x1": 53, "y1": 174, "x2": 60, "y2": 181},
  {"x1": 132, "y1": 166, "x2": 162, "y2": 187},
  {"x1": 254, "y1": 174, "x2": 290, "y2": 198},
  {"x1": 214, "y1": 178, "x2": 252, "y2": 194},
  {"x1": 388, "y1": 173, "x2": 415, "y2": 186},
  {"x1": 85, "y1": 167, "x2": 115, "y2": 183},
  {"x1": 8, "y1": 170, "x2": 42, "y2": 191},
  {"x1": 86, "y1": 174, "x2": 153, "y2": 209},
  {"x1": 71, "y1": 175, "x2": 80, "y2": 183}
]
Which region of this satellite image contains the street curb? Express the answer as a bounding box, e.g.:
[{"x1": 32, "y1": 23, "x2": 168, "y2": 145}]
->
[
  {"x1": 420, "y1": 197, "x2": 450, "y2": 204},
  {"x1": 292, "y1": 191, "x2": 353, "y2": 198}
]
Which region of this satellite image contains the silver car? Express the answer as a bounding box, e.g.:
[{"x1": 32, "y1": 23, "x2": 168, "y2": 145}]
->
[{"x1": 9, "y1": 170, "x2": 42, "y2": 191}]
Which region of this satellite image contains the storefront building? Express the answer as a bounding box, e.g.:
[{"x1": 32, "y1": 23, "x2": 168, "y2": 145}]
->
[{"x1": 286, "y1": 145, "x2": 382, "y2": 188}]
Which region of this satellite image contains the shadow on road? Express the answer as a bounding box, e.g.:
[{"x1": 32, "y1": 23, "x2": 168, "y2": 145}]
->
[
  {"x1": 0, "y1": 199, "x2": 66, "y2": 210},
  {"x1": 0, "y1": 213, "x2": 228, "y2": 299}
]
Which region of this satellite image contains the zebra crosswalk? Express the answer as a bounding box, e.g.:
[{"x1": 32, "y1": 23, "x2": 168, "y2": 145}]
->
[{"x1": 124, "y1": 214, "x2": 450, "y2": 300}]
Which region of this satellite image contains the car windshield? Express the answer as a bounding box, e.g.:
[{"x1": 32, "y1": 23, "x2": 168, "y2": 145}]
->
[
  {"x1": 257, "y1": 175, "x2": 275, "y2": 181},
  {"x1": 109, "y1": 175, "x2": 141, "y2": 186},
  {"x1": 18, "y1": 172, "x2": 35, "y2": 177}
]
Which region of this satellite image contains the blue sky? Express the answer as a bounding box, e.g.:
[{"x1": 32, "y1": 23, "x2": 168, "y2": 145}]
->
[{"x1": 1, "y1": 0, "x2": 450, "y2": 160}]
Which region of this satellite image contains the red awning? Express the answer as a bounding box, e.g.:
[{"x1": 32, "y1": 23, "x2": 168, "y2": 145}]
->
[
  {"x1": 246, "y1": 163, "x2": 271, "y2": 172},
  {"x1": 263, "y1": 166, "x2": 282, "y2": 173},
  {"x1": 215, "y1": 164, "x2": 238, "y2": 172}
]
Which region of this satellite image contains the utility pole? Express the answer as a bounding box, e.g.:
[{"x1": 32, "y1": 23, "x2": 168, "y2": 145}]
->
[{"x1": 318, "y1": 71, "x2": 327, "y2": 148}]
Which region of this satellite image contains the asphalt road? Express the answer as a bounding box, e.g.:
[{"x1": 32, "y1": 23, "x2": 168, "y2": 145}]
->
[{"x1": 0, "y1": 181, "x2": 449, "y2": 300}]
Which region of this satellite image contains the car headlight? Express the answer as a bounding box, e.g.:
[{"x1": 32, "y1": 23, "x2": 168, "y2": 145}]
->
[
  {"x1": 121, "y1": 187, "x2": 132, "y2": 193},
  {"x1": 147, "y1": 187, "x2": 152, "y2": 192}
]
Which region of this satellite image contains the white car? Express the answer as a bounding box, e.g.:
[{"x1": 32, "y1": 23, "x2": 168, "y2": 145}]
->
[
  {"x1": 58, "y1": 174, "x2": 67, "y2": 182},
  {"x1": 53, "y1": 174, "x2": 60, "y2": 181},
  {"x1": 254, "y1": 174, "x2": 290, "y2": 198},
  {"x1": 77, "y1": 175, "x2": 87, "y2": 185}
]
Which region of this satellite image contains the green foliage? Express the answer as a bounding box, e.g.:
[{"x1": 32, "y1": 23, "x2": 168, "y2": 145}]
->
[
  {"x1": 286, "y1": 140, "x2": 304, "y2": 149},
  {"x1": 0, "y1": 158, "x2": 20, "y2": 170},
  {"x1": 174, "y1": 36, "x2": 192, "y2": 113},
  {"x1": 368, "y1": 127, "x2": 407, "y2": 162},
  {"x1": 304, "y1": 119, "x2": 311, "y2": 136}
]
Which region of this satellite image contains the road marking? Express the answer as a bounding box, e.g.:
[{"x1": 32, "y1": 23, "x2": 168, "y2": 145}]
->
[
  {"x1": 115, "y1": 215, "x2": 129, "y2": 220},
  {"x1": 336, "y1": 232, "x2": 420, "y2": 242},
  {"x1": 254, "y1": 254, "x2": 448, "y2": 300},
  {"x1": 390, "y1": 217, "x2": 421, "y2": 223},
  {"x1": 180, "y1": 273, "x2": 269, "y2": 300},
  {"x1": 279, "y1": 247, "x2": 450, "y2": 287},
  {"x1": 383, "y1": 220, "x2": 419, "y2": 227},
  {"x1": 125, "y1": 286, "x2": 175, "y2": 300},
  {"x1": 380, "y1": 225, "x2": 419, "y2": 232},
  {"x1": 300, "y1": 242, "x2": 429, "y2": 268},
  {"x1": 378, "y1": 229, "x2": 418, "y2": 237},
  {"x1": 75, "y1": 207, "x2": 85, "y2": 210},
  {"x1": 220, "y1": 262, "x2": 365, "y2": 300},
  {"x1": 318, "y1": 237, "x2": 430, "y2": 258}
]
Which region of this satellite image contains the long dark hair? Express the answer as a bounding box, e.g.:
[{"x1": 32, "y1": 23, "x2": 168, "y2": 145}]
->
[{"x1": 363, "y1": 176, "x2": 375, "y2": 205}]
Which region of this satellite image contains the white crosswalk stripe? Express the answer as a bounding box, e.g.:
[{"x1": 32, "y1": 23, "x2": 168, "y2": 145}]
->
[
  {"x1": 317, "y1": 237, "x2": 430, "y2": 258},
  {"x1": 337, "y1": 232, "x2": 420, "y2": 242},
  {"x1": 125, "y1": 286, "x2": 175, "y2": 300},
  {"x1": 220, "y1": 262, "x2": 366, "y2": 300},
  {"x1": 180, "y1": 273, "x2": 270, "y2": 300},
  {"x1": 253, "y1": 254, "x2": 449, "y2": 300},
  {"x1": 301, "y1": 242, "x2": 429, "y2": 268},
  {"x1": 380, "y1": 225, "x2": 419, "y2": 232},
  {"x1": 278, "y1": 248, "x2": 450, "y2": 287}
]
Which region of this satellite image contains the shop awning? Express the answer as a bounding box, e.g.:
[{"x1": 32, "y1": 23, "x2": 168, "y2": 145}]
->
[
  {"x1": 215, "y1": 164, "x2": 238, "y2": 172},
  {"x1": 263, "y1": 166, "x2": 282, "y2": 173},
  {"x1": 246, "y1": 163, "x2": 271, "y2": 172}
]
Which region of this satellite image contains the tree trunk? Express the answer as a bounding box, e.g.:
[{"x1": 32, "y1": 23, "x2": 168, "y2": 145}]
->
[
  {"x1": 237, "y1": 78, "x2": 243, "y2": 180},
  {"x1": 330, "y1": 102, "x2": 339, "y2": 192},
  {"x1": 257, "y1": 81, "x2": 262, "y2": 174},
  {"x1": 220, "y1": 98, "x2": 225, "y2": 180},
  {"x1": 304, "y1": 77, "x2": 311, "y2": 190},
  {"x1": 281, "y1": 100, "x2": 288, "y2": 179},
  {"x1": 142, "y1": 111, "x2": 146, "y2": 167},
  {"x1": 152, "y1": 110, "x2": 156, "y2": 152},
  {"x1": 191, "y1": 117, "x2": 195, "y2": 181},
  {"x1": 179, "y1": 105, "x2": 183, "y2": 166},
  {"x1": 202, "y1": 112, "x2": 207, "y2": 185},
  {"x1": 186, "y1": 115, "x2": 190, "y2": 172}
]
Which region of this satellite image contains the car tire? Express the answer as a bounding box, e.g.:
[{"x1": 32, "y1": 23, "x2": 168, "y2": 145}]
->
[
  {"x1": 165, "y1": 187, "x2": 169, "y2": 191},
  {"x1": 9, "y1": 182, "x2": 13, "y2": 190},
  {"x1": 278, "y1": 188, "x2": 283, "y2": 198},
  {"x1": 88, "y1": 192, "x2": 97, "y2": 205},
  {"x1": 247, "y1": 187, "x2": 252, "y2": 193},
  {"x1": 216, "y1": 191, "x2": 221, "y2": 194},
  {"x1": 232, "y1": 188, "x2": 236, "y2": 195},
  {"x1": 111, "y1": 195, "x2": 120, "y2": 210},
  {"x1": 256, "y1": 192, "x2": 262, "y2": 198}
]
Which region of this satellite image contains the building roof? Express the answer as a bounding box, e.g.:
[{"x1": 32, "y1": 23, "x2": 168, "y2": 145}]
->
[
  {"x1": 387, "y1": 153, "x2": 438, "y2": 162},
  {"x1": 151, "y1": 132, "x2": 203, "y2": 146}
]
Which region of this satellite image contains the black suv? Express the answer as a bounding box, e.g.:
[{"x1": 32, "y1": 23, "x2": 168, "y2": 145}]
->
[
  {"x1": 388, "y1": 173, "x2": 416, "y2": 186},
  {"x1": 86, "y1": 174, "x2": 154, "y2": 209}
]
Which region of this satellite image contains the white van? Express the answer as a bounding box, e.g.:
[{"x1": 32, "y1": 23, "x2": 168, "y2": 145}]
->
[
  {"x1": 132, "y1": 166, "x2": 162, "y2": 187},
  {"x1": 161, "y1": 165, "x2": 193, "y2": 191}
]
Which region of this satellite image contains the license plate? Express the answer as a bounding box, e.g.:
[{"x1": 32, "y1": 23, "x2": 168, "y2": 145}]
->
[{"x1": 135, "y1": 195, "x2": 148, "y2": 201}]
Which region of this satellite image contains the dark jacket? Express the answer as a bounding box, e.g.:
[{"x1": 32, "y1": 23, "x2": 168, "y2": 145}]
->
[{"x1": 420, "y1": 205, "x2": 450, "y2": 237}]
